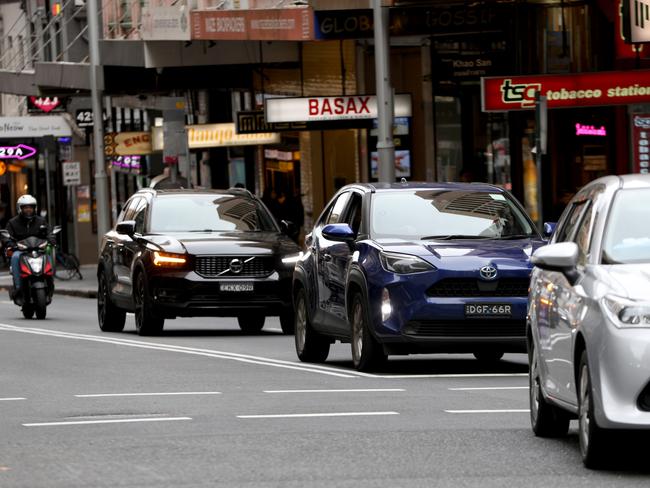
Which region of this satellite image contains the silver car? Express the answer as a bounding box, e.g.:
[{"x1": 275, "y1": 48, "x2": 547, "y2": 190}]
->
[{"x1": 528, "y1": 174, "x2": 650, "y2": 468}]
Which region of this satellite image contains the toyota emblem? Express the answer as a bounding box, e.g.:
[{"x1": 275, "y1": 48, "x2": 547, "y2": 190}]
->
[
  {"x1": 229, "y1": 258, "x2": 244, "y2": 274},
  {"x1": 479, "y1": 265, "x2": 498, "y2": 280}
]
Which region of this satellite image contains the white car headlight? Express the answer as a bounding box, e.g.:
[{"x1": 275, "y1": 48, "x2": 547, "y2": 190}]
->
[
  {"x1": 379, "y1": 251, "x2": 435, "y2": 274},
  {"x1": 602, "y1": 294, "x2": 650, "y2": 328},
  {"x1": 281, "y1": 252, "x2": 303, "y2": 266}
]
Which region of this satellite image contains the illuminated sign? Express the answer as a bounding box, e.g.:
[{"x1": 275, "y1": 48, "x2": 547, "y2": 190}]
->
[
  {"x1": 633, "y1": 114, "x2": 650, "y2": 174},
  {"x1": 482, "y1": 70, "x2": 650, "y2": 111},
  {"x1": 28, "y1": 96, "x2": 66, "y2": 113},
  {"x1": 575, "y1": 124, "x2": 607, "y2": 136},
  {"x1": 0, "y1": 144, "x2": 37, "y2": 160},
  {"x1": 110, "y1": 155, "x2": 144, "y2": 174},
  {"x1": 265, "y1": 94, "x2": 412, "y2": 123},
  {"x1": 152, "y1": 123, "x2": 279, "y2": 151}
]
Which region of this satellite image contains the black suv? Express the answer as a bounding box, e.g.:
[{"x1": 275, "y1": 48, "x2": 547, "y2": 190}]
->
[{"x1": 97, "y1": 188, "x2": 302, "y2": 335}]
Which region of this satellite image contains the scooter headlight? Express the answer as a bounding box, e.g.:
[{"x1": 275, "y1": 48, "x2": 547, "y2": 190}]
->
[{"x1": 27, "y1": 256, "x2": 43, "y2": 274}]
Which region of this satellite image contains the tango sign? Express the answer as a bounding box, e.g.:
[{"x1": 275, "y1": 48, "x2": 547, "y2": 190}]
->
[{"x1": 482, "y1": 70, "x2": 650, "y2": 111}]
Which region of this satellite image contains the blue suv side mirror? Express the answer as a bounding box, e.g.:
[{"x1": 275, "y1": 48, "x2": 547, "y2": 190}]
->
[
  {"x1": 322, "y1": 223, "x2": 356, "y2": 242},
  {"x1": 543, "y1": 222, "x2": 557, "y2": 238}
]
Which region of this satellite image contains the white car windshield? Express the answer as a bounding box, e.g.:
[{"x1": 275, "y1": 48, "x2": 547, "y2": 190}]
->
[
  {"x1": 370, "y1": 189, "x2": 535, "y2": 240},
  {"x1": 149, "y1": 195, "x2": 277, "y2": 233},
  {"x1": 602, "y1": 188, "x2": 650, "y2": 264}
]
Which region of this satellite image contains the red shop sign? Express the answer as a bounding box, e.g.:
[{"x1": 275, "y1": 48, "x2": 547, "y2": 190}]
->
[
  {"x1": 481, "y1": 70, "x2": 650, "y2": 112},
  {"x1": 191, "y1": 8, "x2": 314, "y2": 41},
  {"x1": 632, "y1": 114, "x2": 650, "y2": 175}
]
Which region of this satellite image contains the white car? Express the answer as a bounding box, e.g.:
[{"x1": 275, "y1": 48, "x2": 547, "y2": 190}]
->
[{"x1": 528, "y1": 174, "x2": 650, "y2": 468}]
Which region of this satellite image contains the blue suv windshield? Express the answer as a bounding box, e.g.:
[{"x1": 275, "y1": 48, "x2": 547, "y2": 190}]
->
[
  {"x1": 150, "y1": 195, "x2": 277, "y2": 233},
  {"x1": 370, "y1": 189, "x2": 535, "y2": 240}
]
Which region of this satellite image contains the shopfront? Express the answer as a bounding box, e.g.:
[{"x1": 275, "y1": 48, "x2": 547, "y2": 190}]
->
[{"x1": 481, "y1": 69, "x2": 650, "y2": 222}]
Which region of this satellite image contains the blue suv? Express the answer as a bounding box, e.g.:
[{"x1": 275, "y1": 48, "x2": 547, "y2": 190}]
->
[{"x1": 292, "y1": 182, "x2": 546, "y2": 371}]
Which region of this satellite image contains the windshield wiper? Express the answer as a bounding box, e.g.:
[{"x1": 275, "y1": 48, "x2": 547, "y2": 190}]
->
[
  {"x1": 497, "y1": 234, "x2": 535, "y2": 240},
  {"x1": 421, "y1": 235, "x2": 490, "y2": 240}
]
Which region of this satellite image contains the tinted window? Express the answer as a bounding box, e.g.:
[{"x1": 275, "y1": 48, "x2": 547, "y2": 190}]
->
[
  {"x1": 369, "y1": 190, "x2": 535, "y2": 240},
  {"x1": 344, "y1": 193, "x2": 363, "y2": 235},
  {"x1": 149, "y1": 195, "x2": 277, "y2": 232},
  {"x1": 133, "y1": 199, "x2": 148, "y2": 234},
  {"x1": 117, "y1": 197, "x2": 140, "y2": 225},
  {"x1": 326, "y1": 192, "x2": 351, "y2": 225},
  {"x1": 573, "y1": 203, "x2": 593, "y2": 265},
  {"x1": 554, "y1": 201, "x2": 588, "y2": 243},
  {"x1": 602, "y1": 189, "x2": 650, "y2": 264}
]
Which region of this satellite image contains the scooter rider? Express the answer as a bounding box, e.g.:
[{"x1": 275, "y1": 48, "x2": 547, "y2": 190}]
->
[{"x1": 4, "y1": 195, "x2": 56, "y2": 302}]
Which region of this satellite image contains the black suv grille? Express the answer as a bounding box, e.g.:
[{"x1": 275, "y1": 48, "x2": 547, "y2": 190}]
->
[
  {"x1": 195, "y1": 256, "x2": 274, "y2": 278},
  {"x1": 404, "y1": 320, "x2": 526, "y2": 338},
  {"x1": 427, "y1": 278, "x2": 530, "y2": 298}
]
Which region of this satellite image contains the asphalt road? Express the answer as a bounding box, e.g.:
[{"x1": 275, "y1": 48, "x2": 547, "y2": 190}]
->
[{"x1": 1, "y1": 295, "x2": 649, "y2": 488}]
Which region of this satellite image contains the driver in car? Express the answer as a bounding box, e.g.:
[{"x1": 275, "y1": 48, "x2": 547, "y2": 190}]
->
[{"x1": 4, "y1": 195, "x2": 55, "y2": 303}]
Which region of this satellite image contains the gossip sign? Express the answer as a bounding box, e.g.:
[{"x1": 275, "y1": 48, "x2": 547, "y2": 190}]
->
[{"x1": 482, "y1": 70, "x2": 650, "y2": 111}]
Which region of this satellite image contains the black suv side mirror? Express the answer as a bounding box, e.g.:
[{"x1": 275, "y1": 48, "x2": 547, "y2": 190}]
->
[{"x1": 116, "y1": 220, "x2": 136, "y2": 236}]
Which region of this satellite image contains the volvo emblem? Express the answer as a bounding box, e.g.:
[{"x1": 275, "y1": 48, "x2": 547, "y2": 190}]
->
[
  {"x1": 479, "y1": 265, "x2": 498, "y2": 280},
  {"x1": 229, "y1": 258, "x2": 244, "y2": 274}
]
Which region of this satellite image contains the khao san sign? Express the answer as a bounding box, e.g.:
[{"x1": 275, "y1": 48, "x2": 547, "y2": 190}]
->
[{"x1": 481, "y1": 70, "x2": 650, "y2": 111}]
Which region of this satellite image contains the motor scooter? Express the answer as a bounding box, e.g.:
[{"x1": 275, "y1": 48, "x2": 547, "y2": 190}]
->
[{"x1": 0, "y1": 227, "x2": 55, "y2": 319}]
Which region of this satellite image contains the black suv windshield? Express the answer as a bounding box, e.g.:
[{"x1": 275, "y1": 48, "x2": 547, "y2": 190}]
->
[
  {"x1": 150, "y1": 194, "x2": 277, "y2": 232},
  {"x1": 370, "y1": 189, "x2": 535, "y2": 240}
]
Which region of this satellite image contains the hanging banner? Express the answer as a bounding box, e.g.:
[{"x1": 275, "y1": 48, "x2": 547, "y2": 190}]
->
[
  {"x1": 265, "y1": 94, "x2": 412, "y2": 123},
  {"x1": 151, "y1": 123, "x2": 280, "y2": 151},
  {"x1": 191, "y1": 7, "x2": 314, "y2": 41},
  {"x1": 104, "y1": 132, "x2": 153, "y2": 156},
  {"x1": 482, "y1": 70, "x2": 650, "y2": 112}
]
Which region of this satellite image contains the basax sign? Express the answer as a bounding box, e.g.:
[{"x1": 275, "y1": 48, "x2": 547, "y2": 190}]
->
[
  {"x1": 481, "y1": 70, "x2": 650, "y2": 111},
  {"x1": 265, "y1": 94, "x2": 412, "y2": 123}
]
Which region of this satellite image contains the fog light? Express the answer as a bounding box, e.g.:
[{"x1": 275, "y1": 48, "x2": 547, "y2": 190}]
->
[{"x1": 381, "y1": 288, "x2": 392, "y2": 322}]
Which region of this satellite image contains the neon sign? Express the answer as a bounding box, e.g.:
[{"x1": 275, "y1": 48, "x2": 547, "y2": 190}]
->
[
  {"x1": 575, "y1": 123, "x2": 607, "y2": 136},
  {"x1": 0, "y1": 144, "x2": 37, "y2": 160}
]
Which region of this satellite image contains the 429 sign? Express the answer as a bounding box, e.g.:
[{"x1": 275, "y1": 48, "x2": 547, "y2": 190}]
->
[{"x1": 75, "y1": 109, "x2": 108, "y2": 128}]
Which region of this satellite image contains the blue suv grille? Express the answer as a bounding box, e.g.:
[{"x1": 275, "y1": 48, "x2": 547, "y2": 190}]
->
[
  {"x1": 195, "y1": 256, "x2": 274, "y2": 278},
  {"x1": 426, "y1": 278, "x2": 529, "y2": 298},
  {"x1": 404, "y1": 320, "x2": 525, "y2": 338}
]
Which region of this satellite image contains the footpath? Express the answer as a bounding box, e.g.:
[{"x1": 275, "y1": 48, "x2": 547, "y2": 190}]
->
[{"x1": 0, "y1": 264, "x2": 97, "y2": 299}]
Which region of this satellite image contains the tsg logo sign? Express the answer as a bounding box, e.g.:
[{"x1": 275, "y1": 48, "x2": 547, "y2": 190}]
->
[{"x1": 499, "y1": 79, "x2": 542, "y2": 108}]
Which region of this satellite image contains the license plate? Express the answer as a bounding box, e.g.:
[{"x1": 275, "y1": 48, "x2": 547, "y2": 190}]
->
[
  {"x1": 465, "y1": 304, "x2": 512, "y2": 317},
  {"x1": 219, "y1": 283, "x2": 254, "y2": 292}
]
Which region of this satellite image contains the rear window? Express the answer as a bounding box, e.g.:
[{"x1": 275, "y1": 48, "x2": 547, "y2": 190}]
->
[{"x1": 149, "y1": 194, "x2": 277, "y2": 233}]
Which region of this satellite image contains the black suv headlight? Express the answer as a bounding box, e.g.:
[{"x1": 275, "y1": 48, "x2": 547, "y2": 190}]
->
[
  {"x1": 281, "y1": 252, "x2": 303, "y2": 267},
  {"x1": 379, "y1": 251, "x2": 435, "y2": 274}
]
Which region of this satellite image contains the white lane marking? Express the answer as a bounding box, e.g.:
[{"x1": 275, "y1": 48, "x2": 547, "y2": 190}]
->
[
  {"x1": 75, "y1": 392, "x2": 222, "y2": 398},
  {"x1": 238, "y1": 411, "x2": 399, "y2": 419},
  {"x1": 0, "y1": 397, "x2": 26, "y2": 401},
  {"x1": 264, "y1": 389, "x2": 405, "y2": 393},
  {"x1": 0, "y1": 323, "x2": 358, "y2": 378},
  {"x1": 23, "y1": 417, "x2": 192, "y2": 427},
  {"x1": 375, "y1": 373, "x2": 528, "y2": 379},
  {"x1": 449, "y1": 386, "x2": 529, "y2": 391},
  {"x1": 445, "y1": 409, "x2": 530, "y2": 414}
]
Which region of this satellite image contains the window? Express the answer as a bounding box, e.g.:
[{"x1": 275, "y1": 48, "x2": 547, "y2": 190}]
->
[
  {"x1": 602, "y1": 189, "x2": 650, "y2": 264},
  {"x1": 573, "y1": 204, "x2": 593, "y2": 265},
  {"x1": 344, "y1": 192, "x2": 363, "y2": 235},
  {"x1": 116, "y1": 197, "x2": 140, "y2": 225},
  {"x1": 149, "y1": 195, "x2": 276, "y2": 233},
  {"x1": 553, "y1": 201, "x2": 588, "y2": 243},
  {"x1": 369, "y1": 190, "x2": 535, "y2": 240},
  {"x1": 132, "y1": 198, "x2": 148, "y2": 234},
  {"x1": 325, "y1": 192, "x2": 351, "y2": 226}
]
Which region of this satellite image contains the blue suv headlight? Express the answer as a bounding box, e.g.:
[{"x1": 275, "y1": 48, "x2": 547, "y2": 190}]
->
[{"x1": 379, "y1": 251, "x2": 436, "y2": 274}]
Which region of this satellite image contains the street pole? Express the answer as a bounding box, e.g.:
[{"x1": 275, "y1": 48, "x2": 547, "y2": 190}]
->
[
  {"x1": 373, "y1": 0, "x2": 395, "y2": 183},
  {"x1": 86, "y1": 0, "x2": 111, "y2": 245},
  {"x1": 535, "y1": 92, "x2": 547, "y2": 231}
]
